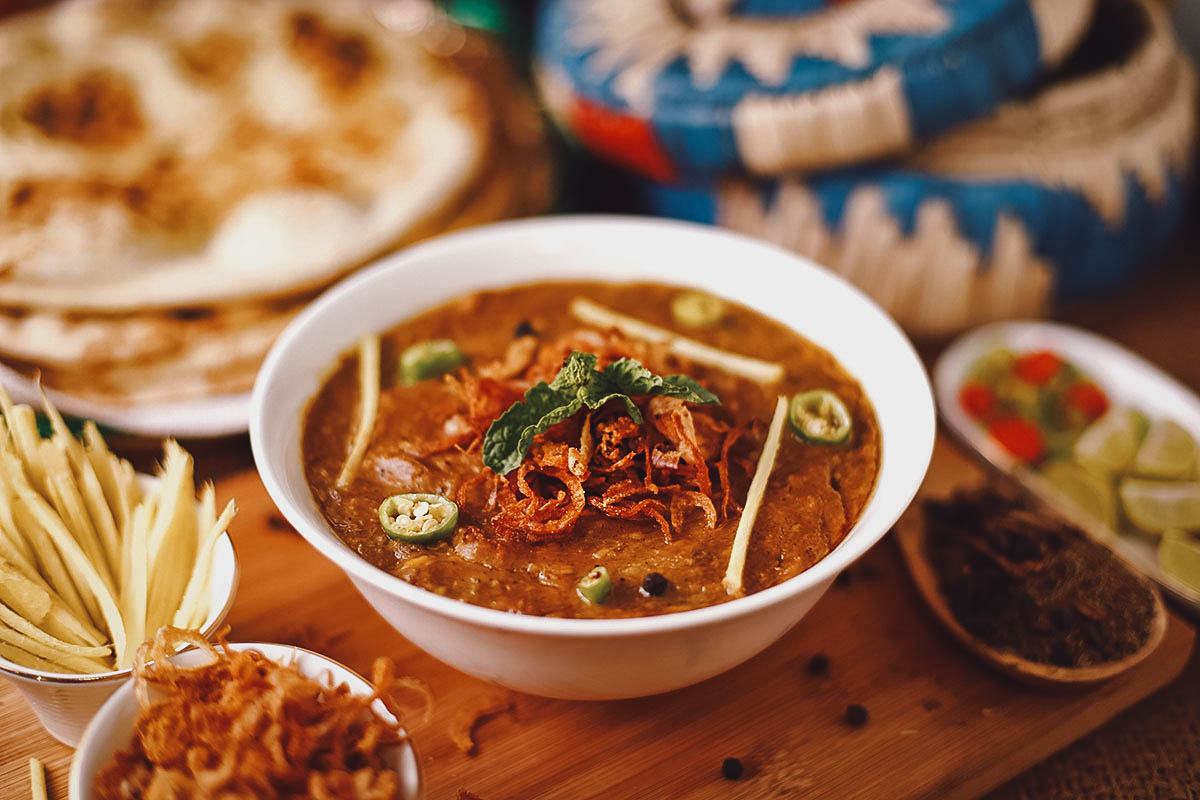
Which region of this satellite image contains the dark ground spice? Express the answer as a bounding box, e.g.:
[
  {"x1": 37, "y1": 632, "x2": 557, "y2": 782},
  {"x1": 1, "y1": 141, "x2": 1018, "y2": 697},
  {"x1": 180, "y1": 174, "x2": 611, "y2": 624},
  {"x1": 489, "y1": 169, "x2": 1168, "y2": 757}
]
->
[{"x1": 923, "y1": 486, "x2": 1155, "y2": 668}]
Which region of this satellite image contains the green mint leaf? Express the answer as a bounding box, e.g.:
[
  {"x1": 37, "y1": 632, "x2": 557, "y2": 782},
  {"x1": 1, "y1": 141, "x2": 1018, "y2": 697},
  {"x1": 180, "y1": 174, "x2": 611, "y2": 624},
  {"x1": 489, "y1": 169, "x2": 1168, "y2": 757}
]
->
[
  {"x1": 482, "y1": 382, "x2": 578, "y2": 475},
  {"x1": 549, "y1": 351, "x2": 598, "y2": 393},
  {"x1": 599, "y1": 358, "x2": 720, "y2": 406},
  {"x1": 481, "y1": 351, "x2": 719, "y2": 475},
  {"x1": 582, "y1": 387, "x2": 643, "y2": 423},
  {"x1": 657, "y1": 373, "x2": 721, "y2": 405}
]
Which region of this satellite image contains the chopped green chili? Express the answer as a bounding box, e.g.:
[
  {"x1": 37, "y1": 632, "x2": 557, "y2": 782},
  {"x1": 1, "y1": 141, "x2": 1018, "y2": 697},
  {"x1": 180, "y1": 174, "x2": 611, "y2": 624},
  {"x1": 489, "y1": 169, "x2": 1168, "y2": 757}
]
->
[
  {"x1": 576, "y1": 565, "x2": 613, "y2": 605},
  {"x1": 788, "y1": 389, "x2": 853, "y2": 445},
  {"x1": 670, "y1": 290, "x2": 727, "y2": 328},
  {"x1": 399, "y1": 340, "x2": 464, "y2": 385},
  {"x1": 378, "y1": 493, "x2": 458, "y2": 543}
]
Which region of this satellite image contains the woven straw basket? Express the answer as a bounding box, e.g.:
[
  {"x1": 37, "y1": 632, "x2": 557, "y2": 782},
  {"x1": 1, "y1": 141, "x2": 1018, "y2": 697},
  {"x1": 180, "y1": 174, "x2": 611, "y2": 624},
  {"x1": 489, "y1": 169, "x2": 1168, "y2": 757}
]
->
[{"x1": 648, "y1": 0, "x2": 1195, "y2": 338}]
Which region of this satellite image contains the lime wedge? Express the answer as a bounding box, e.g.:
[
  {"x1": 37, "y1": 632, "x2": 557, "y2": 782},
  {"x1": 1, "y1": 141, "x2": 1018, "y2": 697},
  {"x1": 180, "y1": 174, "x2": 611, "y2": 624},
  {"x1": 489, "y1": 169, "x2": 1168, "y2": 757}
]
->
[
  {"x1": 967, "y1": 348, "x2": 1015, "y2": 384},
  {"x1": 993, "y1": 373, "x2": 1040, "y2": 419},
  {"x1": 1040, "y1": 459, "x2": 1117, "y2": 529},
  {"x1": 1159, "y1": 530, "x2": 1200, "y2": 592},
  {"x1": 1119, "y1": 478, "x2": 1200, "y2": 534},
  {"x1": 1133, "y1": 420, "x2": 1197, "y2": 479},
  {"x1": 1074, "y1": 407, "x2": 1144, "y2": 474}
]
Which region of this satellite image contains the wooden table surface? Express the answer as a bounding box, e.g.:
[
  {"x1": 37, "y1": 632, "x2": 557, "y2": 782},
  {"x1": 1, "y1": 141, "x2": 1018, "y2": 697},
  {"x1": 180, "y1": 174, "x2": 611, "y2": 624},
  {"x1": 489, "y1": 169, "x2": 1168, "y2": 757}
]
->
[
  {"x1": 2, "y1": 449, "x2": 1193, "y2": 800},
  {"x1": 2, "y1": 229, "x2": 1198, "y2": 798}
]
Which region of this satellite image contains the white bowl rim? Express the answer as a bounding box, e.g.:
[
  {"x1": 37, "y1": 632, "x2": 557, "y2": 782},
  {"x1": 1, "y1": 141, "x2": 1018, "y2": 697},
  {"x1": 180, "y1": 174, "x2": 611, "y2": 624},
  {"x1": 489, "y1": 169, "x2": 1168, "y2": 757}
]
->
[
  {"x1": 250, "y1": 214, "x2": 935, "y2": 637},
  {"x1": 69, "y1": 640, "x2": 422, "y2": 800},
  {"x1": 0, "y1": 531, "x2": 239, "y2": 684}
]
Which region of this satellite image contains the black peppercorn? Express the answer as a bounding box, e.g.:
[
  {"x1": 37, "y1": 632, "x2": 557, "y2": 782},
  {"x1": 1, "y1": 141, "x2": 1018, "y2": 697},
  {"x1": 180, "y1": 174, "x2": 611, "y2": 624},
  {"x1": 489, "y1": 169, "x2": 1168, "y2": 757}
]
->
[
  {"x1": 641, "y1": 572, "x2": 669, "y2": 597},
  {"x1": 721, "y1": 757, "x2": 744, "y2": 780},
  {"x1": 513, "y1": 320, "x2": 536, "y2": 338},
  {"x1": 844, "y1": 704, "x2": 869, "y2": 726},
  {"x1": 806, "y1": 653, "x2": 829, "y2": 676}
]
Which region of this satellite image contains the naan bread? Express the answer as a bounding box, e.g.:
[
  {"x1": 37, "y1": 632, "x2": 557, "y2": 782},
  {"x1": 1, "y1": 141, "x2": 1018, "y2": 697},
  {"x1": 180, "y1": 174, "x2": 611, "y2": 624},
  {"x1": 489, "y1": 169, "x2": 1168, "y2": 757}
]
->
[
  {"x1": 0, "y1": 299, "x2": 310, "y2": 368},
  {"x1": 0, "y1": 0, "x2": 489, "y2": 311},
  {"x1": 8, "y1": 148, "x2": 542, "y2": 405},
  {"x1": 0, "y1": 22, "x2": 551, "y2": 408}
]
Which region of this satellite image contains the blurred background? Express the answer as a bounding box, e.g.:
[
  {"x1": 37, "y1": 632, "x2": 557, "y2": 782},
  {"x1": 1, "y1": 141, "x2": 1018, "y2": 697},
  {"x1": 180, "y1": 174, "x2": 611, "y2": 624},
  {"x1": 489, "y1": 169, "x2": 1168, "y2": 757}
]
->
[{"x1": 0, "y1": 0, "x2": 1194, "y2": 414}]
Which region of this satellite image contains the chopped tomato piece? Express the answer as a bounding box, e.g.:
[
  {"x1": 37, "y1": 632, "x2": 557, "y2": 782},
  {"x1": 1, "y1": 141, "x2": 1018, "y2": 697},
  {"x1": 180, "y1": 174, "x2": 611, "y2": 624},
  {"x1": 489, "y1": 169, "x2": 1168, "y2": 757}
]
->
[
  {"x1": 958, "y1": 381, "x2": 995, "y2": 420},
  {"x1": 988, "y1": 417, "x2": 1045, "y2": 463},
  {"x1": 1013, "y1": 350, "x2": 1063, "y2": 385},
  {"x1": 1066, "y1": 381, "x2": 1109, "y2": 420}
]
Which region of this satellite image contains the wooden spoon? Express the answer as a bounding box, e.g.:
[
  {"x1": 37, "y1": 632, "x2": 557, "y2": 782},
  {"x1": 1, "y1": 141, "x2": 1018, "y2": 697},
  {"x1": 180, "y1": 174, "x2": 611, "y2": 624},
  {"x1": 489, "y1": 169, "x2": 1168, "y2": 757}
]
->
[{"x1": 895, "y1": 498, "x2": 1168, "y2": 689}]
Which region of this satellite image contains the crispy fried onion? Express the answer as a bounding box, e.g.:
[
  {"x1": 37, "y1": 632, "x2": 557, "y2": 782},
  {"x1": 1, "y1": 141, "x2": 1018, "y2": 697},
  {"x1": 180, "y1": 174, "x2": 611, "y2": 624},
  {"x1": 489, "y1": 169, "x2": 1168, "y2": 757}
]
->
[
  {"x1": 442, "y1": 329, "x2": 749, "y2": 544},
  {"x1": 491, "y1": 464, "x2": 587, "y2": 542},
  {"x1": 95, "y1": 626, "x2": 419, "y2": 800}
]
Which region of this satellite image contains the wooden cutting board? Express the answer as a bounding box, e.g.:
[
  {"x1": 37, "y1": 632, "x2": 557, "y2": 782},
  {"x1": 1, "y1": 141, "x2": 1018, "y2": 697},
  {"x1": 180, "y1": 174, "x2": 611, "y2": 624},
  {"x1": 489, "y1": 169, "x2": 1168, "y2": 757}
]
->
[{"x1": 1, "y1": 436, "x2": 1193, "y2": 799}]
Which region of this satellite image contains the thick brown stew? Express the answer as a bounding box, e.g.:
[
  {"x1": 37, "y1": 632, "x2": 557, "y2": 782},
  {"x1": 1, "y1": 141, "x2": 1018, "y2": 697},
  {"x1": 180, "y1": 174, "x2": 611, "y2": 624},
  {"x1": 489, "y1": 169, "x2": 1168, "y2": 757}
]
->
[{"x1": 303, "y1": 282, "x2": 879, "y2": 618}]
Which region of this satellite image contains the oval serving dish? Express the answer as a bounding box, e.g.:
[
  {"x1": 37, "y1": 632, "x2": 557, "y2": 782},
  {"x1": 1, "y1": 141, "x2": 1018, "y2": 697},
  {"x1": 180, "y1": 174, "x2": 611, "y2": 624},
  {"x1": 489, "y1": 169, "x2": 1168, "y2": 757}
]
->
[{"x1": 935, "y1": 319, "x2": 1200, "y2": 615}]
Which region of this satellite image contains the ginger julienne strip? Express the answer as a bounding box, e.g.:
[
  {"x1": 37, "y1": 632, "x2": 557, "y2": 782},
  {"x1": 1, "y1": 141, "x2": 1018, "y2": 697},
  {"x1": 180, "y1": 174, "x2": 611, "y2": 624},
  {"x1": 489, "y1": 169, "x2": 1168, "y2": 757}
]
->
[
  {"x1": 723, "y1": 395, "x2": 788, "y2": 596},
  {"x1": 336, "y1": 335, "x2": 382, "y2": 489},
  {"x1": 569, "y1": 298, "x2": 785, "y2": 384}
]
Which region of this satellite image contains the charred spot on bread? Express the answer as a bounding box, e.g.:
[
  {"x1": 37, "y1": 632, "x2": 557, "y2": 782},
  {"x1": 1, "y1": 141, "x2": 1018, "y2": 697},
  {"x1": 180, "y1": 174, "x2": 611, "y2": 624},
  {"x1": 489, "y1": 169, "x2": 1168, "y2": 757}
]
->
[
  {"x1": 288, "y1": 11, "x2": 375, "y2": 93},
  {"x1": 175, "y1": 30, "x2": 249, "y2": 84},
  {"x1": 9, "y1": 183, "x2": 34, "y2": 210},
  {"x1": 19, "y1": 70, "x2": 143, "y2": 147}
]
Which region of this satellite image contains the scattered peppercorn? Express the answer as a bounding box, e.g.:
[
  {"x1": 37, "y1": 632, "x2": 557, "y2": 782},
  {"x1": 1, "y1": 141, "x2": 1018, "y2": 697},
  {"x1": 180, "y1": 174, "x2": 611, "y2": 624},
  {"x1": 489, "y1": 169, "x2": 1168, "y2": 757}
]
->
[
  {"x1": 806, "y1": 653, "x2": 829, "y2": 676},
  {"x1": 834, "y1": 569, "x2": 853, "y2": 587},
  {"x1": 267, "y1": 514, "x2": 296, "y2": 534},
  {"x1": 857, "y1": 561, "x2": 881, "y2": 581},
  {"x1": 844, "y1": 704, "x2": 869, "y2": 727},
  {"x1": 641, "y1": 572, "x2": 669, "y2": 597},
  {"x1": 513, "y1": 320, "x2": 536, "y2": 338},
  {"x1": 721, "y1": 757, "x2": 744, "y2": 780}
]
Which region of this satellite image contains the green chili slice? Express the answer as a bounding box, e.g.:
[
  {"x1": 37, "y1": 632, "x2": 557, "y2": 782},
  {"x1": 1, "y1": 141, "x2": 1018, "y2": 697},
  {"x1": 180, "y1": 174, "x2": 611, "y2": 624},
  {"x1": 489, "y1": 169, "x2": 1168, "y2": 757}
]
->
[
  {"x1": 399, "y1": 340, "x2": 464, "y2": 385},
  {"x1": 576, "y1": 565, "x2": 613, "y2": 605},
  {"x1": 788, "y1": 390, "x2": 853, "y2": 445},
  {"x1": 378, "y1": 493, "x2": 458, "y2": 543},
  {"x1": 670, "y1": 290, "x2": 726, "y2": 328}
]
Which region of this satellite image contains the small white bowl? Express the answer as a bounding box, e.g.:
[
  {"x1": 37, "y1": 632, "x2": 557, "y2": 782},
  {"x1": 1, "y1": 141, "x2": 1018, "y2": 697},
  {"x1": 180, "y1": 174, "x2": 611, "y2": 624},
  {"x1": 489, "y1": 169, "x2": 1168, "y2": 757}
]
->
[
  {"x1": 251, "y1": 216, "x2": 936, "y2": 699},
  {"x1": 68, "y1": 642, "x2": 423, "y2": 800},
  {"x1": 0, "y1": 532, "x2": 238, "y2": 747}
]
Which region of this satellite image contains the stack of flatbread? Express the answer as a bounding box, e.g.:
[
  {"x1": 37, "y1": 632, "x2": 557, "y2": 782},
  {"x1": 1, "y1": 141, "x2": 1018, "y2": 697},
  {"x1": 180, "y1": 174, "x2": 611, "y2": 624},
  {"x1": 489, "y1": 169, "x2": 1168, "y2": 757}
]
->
[{"x1": 0, "y1": 0, "x2": 551, "y2": 407}]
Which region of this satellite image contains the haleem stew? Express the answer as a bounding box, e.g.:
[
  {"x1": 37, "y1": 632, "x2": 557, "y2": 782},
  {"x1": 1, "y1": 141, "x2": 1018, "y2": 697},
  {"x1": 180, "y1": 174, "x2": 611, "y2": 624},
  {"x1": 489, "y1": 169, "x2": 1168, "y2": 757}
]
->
[{"x1": 303, "y1": 282, "x2": 879, "y2": 618}]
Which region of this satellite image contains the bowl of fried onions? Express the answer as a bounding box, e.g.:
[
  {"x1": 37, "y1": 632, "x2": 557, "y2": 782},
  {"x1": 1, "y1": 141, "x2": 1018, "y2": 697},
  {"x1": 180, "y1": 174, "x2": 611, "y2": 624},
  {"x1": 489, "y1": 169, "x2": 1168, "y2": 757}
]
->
[{"x1": 70, "y1": 627, "x2": 425, "y2": 800}]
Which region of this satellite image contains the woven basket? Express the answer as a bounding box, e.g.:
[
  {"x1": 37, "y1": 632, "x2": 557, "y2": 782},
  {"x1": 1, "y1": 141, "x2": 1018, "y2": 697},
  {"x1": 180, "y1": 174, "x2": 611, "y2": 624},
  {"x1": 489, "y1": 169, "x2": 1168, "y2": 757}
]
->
[
  {"x1": 646, "y1": 0, "x2": 1196, "y2": 338},
  {"x1": 535, "y1": 0, "x2": 1095, "y2": 181}
]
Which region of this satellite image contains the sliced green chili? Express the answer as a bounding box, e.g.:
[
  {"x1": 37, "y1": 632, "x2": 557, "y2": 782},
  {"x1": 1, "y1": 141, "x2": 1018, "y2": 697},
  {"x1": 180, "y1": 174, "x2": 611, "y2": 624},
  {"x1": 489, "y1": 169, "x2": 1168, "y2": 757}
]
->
[
  {"x1": 576, "y1": 565, "x2": 612, "y2": 605},
  {"x1": 399, "y1": 339, "x2": 464, "y2": 385},
  {"x1": 670, "y1": 290, "x2": 726, "y2": 328},
  {"x1": 788, "y1": 390, "x2": 853, "y2": 445},
  {"x1": 378, "y1": 493, "x2": 458, "y2": 543}
]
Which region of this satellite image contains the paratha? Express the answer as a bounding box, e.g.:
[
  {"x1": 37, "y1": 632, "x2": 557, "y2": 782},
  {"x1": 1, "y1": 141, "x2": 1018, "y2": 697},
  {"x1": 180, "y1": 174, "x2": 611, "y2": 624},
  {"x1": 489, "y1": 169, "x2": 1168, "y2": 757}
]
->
[
  {"x1": 0, "y1": 0, "x2": 490, "y2": 311},
  {"x1": 0, "y1": 298, "x2": 310, "y2": 368}
]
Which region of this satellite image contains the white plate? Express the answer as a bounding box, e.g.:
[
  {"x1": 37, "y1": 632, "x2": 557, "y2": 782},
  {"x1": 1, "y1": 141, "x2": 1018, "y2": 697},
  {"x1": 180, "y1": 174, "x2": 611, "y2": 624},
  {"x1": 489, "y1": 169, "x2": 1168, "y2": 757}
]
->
[
  {"x1": 935, "y1": 320, "x2": 1200, "y2": 613},
  {"x1": 0, "y1": 362, "x2": 250, "y2": 438}
]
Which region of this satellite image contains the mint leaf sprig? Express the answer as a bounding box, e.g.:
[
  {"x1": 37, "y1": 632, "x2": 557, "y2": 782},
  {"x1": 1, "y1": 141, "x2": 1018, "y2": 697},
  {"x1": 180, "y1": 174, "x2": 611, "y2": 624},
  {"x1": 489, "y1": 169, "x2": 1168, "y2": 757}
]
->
[{"x1": 481, "y1": 351, "x2": 719, "y2": 476}]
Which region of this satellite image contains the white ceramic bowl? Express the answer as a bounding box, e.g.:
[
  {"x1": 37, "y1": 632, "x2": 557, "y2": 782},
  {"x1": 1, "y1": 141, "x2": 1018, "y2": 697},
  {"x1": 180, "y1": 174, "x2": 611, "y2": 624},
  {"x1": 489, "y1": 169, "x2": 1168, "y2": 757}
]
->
[
  {"x1": 0, "y1": 533, "x2": 238, "y2": 747},
  {"x1": 251, "y1": 216, "x2": 935, "y2": 699},
  {"x1": 69, "y1": 642, "x2": 422, "y2": 800}
]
